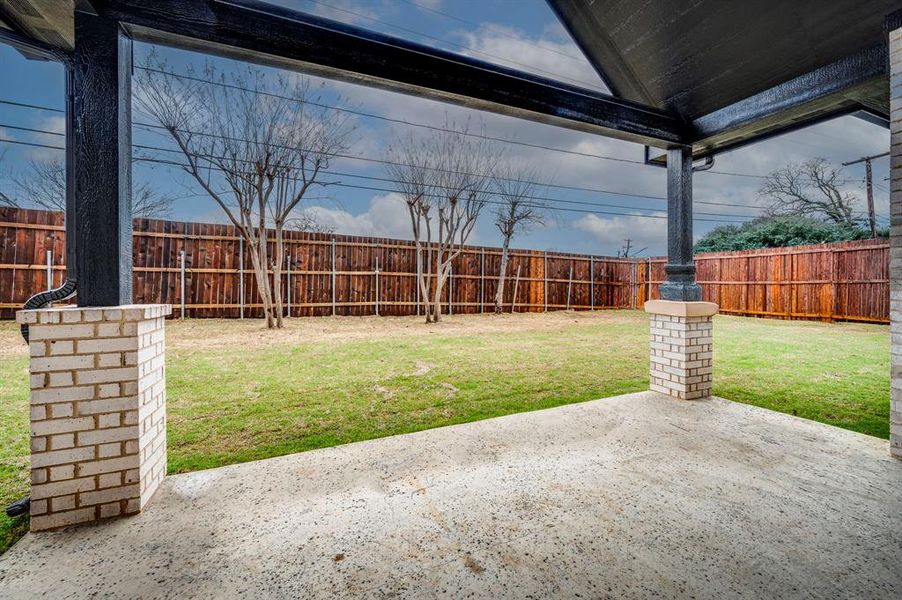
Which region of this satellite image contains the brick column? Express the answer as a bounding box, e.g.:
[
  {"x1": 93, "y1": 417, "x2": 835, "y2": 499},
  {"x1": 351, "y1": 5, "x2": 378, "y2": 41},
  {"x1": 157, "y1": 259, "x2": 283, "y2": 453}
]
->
[
  {"x1": 890, "y1": 21, "x2": 902, "y2": 459},
  {"x1": 645, "y1": 300, "x2": 718, "y2": 400},
  {"x1": 15, "y1": 304, "x2": 171, "y2": 531}
]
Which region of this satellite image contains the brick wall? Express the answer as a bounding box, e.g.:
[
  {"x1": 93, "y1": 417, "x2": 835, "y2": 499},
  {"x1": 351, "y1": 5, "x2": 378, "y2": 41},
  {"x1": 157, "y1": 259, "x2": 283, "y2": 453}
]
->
[
  {"x1": 890, "y1": 23, "x2": 902, "y2": 459},
  {"x1": 17, "y1": 304, "x2": 171, "y2": 531}
]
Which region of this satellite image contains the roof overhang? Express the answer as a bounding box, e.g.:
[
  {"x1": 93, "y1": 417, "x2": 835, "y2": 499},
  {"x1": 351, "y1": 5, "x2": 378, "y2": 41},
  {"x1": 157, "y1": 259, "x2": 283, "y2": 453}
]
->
[
  {"x1": 549, "y1": 0, "x2": 893, "y2": 161},
  {"x1": 98, "y1": 0, "x2": 687, "y2": 149},
  {"x1": 0, "y1": 0, "x2": 893, "y2": 161}
]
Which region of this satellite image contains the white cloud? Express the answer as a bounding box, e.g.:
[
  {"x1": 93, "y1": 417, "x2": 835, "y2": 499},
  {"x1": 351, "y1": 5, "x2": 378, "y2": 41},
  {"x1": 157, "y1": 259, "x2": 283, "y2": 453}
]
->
[
  {"x1": 455, "y1": 23, "x2": 605, "y2": 92},
  {"x1": 26, "y1": 115, "x2": 65, "y2": 161},
  {"x1": 299, "y1": 193, "x2": 412, "y2": 238},
  {"x1": 574, "y1": 213, "x2": 666, "y2": 256}
]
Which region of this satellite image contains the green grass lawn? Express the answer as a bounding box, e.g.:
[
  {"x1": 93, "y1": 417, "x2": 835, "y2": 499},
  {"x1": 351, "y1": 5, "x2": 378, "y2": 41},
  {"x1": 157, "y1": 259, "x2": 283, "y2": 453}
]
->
[{"x1": 0, "y1": 310, "x2": 890, "y2": 553}]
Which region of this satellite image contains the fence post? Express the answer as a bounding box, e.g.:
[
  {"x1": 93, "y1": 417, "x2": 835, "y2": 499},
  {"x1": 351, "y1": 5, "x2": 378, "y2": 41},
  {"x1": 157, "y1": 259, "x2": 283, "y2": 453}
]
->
[
  {"x1": 566, "y1": 265, "x2": 573, "y2": 310},
  {"x1": 374, "y1": 256, "x2": 380, "y2": 316},
  {"x1": 449, "y1": 265, "x2": 453, "y2": 316},
  {"x1": 786, "y1": 253, "x2": 792, "y2": 319},
  {"x1": 830, "y1": 248, "x2": 837, "y2": 322},
  {"x1": 589, "y1": 257, "x2": 594, "y2": 311},
  {"x1": 286, "y1": 251, "x2": 291, "y2": 318},
  {"x1": 331, "y1": 237, "x2": 337, "y2": 316},
  {"x1": 46, "y1": 249, "x2": 53, "y2": 293},
  {"x1": 238, "y1": 236, "x2": 245, "y2": 319},
  {"x1": 543, "y1": 251, "x2": 548, "y2": 312},
  {"x1": 627, "y1": 259, "x2": 639, "y2": 308},
  {"x1": 512, "y1": 264, "x2": 521, "y2": 313},
  {"x1": 480, "y1": 248, "x2": 485, "y2": 314},
  {"x1": 180, "y1": 249, "x2": 186, "y2": 320}
]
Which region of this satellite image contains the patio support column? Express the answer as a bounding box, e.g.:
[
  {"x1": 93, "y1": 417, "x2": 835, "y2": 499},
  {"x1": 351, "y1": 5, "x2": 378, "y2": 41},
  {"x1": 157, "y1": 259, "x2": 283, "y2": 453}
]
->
[
  {"x1": 14, "y1": 11, "x2": 175, "y2": 532},
  {"x1": 888, "y1": 12, "x2": 902, "y2": 459},
  {"x1": 72, "y1": 9, "x2": 133, "y2": 306},
  {"x1": 16, "y1": 305, "x2": 171, "y2": 531},
  {"x1": 645, "y1": 145, "x2": 718, "y2": 400},
  {"x1": 661, "y1": 146, "x2": 700, "y2": 302}
]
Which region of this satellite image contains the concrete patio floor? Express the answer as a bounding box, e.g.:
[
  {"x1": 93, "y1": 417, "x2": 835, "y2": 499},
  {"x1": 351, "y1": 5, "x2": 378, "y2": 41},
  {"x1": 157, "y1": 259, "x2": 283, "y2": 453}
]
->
[{"x1": 1, "y1": 391, "x2": 900, "y2": 599}]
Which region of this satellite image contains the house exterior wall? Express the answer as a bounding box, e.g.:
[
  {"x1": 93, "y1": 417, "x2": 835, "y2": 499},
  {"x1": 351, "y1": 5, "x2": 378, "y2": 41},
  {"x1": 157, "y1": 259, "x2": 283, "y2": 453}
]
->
[{"x1": 890, "y1": 24, "x2": 902, "y2": 459}]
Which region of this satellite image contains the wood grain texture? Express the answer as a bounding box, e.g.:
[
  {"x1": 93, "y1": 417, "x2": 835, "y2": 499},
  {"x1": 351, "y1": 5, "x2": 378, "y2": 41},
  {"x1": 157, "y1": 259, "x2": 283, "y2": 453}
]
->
[{"x1": 0, "y1": 208, "x2": 890, "y2": 323}]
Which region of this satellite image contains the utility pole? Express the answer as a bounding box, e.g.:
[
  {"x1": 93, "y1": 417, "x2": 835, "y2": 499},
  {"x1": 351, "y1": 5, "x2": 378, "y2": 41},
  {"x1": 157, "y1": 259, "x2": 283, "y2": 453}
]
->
[
  {"x1": 618, "y1": 238, "x2": 647, "y2": 259},
  {"x1": 843, "y1": 151, "x2": 889, "y2": 238},
  {"x1": 619, "y1": 239, "x2": 632, "y2": 259}
]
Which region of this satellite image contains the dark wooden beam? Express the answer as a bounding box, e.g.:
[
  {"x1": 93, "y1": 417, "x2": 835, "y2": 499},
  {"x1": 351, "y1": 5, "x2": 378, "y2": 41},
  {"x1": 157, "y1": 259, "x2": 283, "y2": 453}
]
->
[
  {"x1": 93, "y1": 0, "x2": 687, "y2": 147},
  {"x1": 660, "y1": 146, "x2": 700, "y2": 302},
  {"x1": 544, "y1": 0, "x2": 655, "y2": 106},
  {"x1": 689, "y1": 45, "x2": 887, "y2": 158},
  {"x1": 73, "y1": 10, "x2": 132, "y2": 306}
]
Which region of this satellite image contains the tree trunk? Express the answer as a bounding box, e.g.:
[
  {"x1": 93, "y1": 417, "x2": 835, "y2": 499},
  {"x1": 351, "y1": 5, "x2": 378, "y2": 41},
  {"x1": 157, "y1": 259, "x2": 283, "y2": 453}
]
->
[
  {"x1": 272, "y1": 224, "x2": 285, "y2": 329},
  {"x1": 416, "y1": 245, "x2": 433, "y2": 324},
  {"x1": 494, "y1": 236, "x2": 511, "y2": 314},
  {"x1": 246, "y1": 239, "x2": 273, "y2": 329},
  {"x1": 432, "y1": 249, "x2": 445, "y2": 323},
  {"x1": 256, "y1": 229, "x2": 274, "y2": 329}
]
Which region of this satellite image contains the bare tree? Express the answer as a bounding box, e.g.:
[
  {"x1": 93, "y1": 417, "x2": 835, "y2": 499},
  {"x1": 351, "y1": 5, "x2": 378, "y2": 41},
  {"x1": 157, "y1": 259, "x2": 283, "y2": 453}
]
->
[
  {"x1": 760, "y1": 158, "x2": 859, "y2": 228},
  {"x1": 492, "y1": 162, "x2": 544, "y2": 314},
  {"x1": 387, "y1": 120, "x2": 499, "y2": 323},
  {"x1": 13, "y1": 157, "x2": 172, "y2": 218},
  {"x1": 0, "y1": 190, "x2": 15, "y2": 208},
  {"x1": 386, "y1": 132, "x2": 434, "y2": 322},
  {"x1": 0, "y1": 150, "x2": 20, "y2": 207},
  {"x1": 135, "y1": 55, "x2": 353, "y2": 328},
  {"x1": 286, "y1": 212, "x2": 335, "y2": 234}
]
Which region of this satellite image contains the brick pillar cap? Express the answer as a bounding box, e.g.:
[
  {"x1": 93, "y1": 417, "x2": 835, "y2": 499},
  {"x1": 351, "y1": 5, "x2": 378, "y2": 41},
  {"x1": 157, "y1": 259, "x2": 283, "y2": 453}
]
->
[
  {"x1": 644, "y1": 300, "x2": 718, "y2": 317},
  {"x1": 16, "y1": 304, "x2": 172, "y2": 324}
]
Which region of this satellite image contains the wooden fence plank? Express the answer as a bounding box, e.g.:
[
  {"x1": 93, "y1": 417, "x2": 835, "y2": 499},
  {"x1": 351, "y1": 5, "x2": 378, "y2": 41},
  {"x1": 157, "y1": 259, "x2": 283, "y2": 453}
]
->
[{"x1": 0, "y1": 208, "x2": 891, "y2": 323}]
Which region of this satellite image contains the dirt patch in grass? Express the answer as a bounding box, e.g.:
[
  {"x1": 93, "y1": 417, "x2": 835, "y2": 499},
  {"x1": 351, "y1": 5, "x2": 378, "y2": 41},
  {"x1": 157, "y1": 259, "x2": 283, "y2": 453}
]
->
[{"x1": 166, "y1": 310, "x2": 633, "y2": 350}]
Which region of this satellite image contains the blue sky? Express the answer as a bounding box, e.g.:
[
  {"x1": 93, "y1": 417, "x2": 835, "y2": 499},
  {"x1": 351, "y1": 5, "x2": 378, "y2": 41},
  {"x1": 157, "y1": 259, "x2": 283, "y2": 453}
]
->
[{"x1": 0, "y1": 0, "x2": 891, "y2": 256}]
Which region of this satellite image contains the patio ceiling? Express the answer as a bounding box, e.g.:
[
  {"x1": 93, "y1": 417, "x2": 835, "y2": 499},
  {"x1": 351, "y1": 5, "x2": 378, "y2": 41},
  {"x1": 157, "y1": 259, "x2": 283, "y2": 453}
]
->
[{"x1": 549, "y1": 0, "x2": 895, "y2": 157}]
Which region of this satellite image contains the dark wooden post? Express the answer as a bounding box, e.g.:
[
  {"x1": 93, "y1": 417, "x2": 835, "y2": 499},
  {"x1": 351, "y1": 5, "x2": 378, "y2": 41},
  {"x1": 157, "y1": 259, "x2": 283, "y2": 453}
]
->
[
  {"x1": 660, "y1": 145, "x2": 701, "y2": 302},
  {"x1": 73, "y1": 11, "x2": 133, "y2": 306}
]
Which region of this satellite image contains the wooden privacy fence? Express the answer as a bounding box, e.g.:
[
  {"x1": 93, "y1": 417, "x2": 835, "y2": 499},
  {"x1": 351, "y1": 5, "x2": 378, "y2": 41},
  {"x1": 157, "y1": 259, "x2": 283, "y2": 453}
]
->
[
  {"x1": 0, "y1": 208, "x2": 636, "y2": 319},
  {"x1": 635, "y1": 238, "x2": 890, "y2": 323},
  {"x1": 0, "y1": 208, "x2": 889, "y2": 323}
]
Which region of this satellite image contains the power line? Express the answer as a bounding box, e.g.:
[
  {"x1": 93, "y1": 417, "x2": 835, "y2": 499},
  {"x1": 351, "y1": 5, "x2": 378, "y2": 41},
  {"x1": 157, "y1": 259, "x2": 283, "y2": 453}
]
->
[
  {"x1": 302, "y1": 0, "x2": 607, "y2": 91},
  {"x1": 0, "y1": 98, "x2": 63, "y2": 113},
  {"x1": 0, "y1": 121, "x2": 773, "y2": 216},
  {"x1": 3, "y1": 116, "x2": 670, "y2": 201},
  {"x1": 0, "y1": 134, "x2": 753, "y2": 221},
  {"x1": 130, "y1": 126, "x2": 763, "y2": 214},
  {"x1": 130, "y1": 122, "x2": 763, "y2": 209},
  {"x1": 130, "y1": 141, "x2": 756, "y2": 219},
  {"x1": 129, "y1": 70, "x2": 647, "y2": 167},
  {"x1": 141, "y1": 122, "x2": 681, "y2": 200},
  {"x1": 0, "y1": 93, "x2": 811, "y2": 183},
  {"x1": 0, "y1": 137, "x2": 64, "y2": 151},
  {"x1": 136, "y1": 154, "x2": 751, "y2": 223}
]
